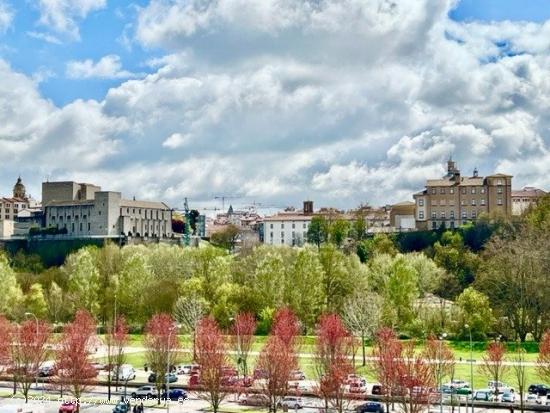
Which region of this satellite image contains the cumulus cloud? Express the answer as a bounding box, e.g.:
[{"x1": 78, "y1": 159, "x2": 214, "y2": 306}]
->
[
  {"x1": 2, "y1": 0, "x2": 550, "y2": 208},
  {"x1": 36, "y1": 0, "x2": 106, "y2": 40},
  {"x1": 0, "y1": 0, "x2": 13, "y2": 33},
  {"x1": 66, "y1": 55, "x2": 137, "y2": 79}
]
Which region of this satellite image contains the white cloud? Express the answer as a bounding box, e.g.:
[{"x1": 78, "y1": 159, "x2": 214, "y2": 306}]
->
[
  {"x1": 0, "y1": 0, "x2": 13, "y2": 33},
  {"x1": 36, "y1": 0, "x2": 106, "y2": 40},
  {"x1": 27, "y1": 31, "x2": 62, "y2": 44},
  {"x1": 66, "y1": 55, "x2": 137, "y2": 79},
  {"x1": 162, "y1": 132, "x2": 191, "y2": 148}
]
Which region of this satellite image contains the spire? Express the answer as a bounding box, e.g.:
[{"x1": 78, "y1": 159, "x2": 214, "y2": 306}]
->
[{"x1": 13, "y1": 176, "x2": 26, "y2": 199}]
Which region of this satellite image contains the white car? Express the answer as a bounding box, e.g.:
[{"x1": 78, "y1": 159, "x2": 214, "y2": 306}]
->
[
  {"x1": 177, "y1": 364, "x2": 197, "y2": 375},
  {"x1": 449, "y1": 379, "x2": 470, "y2": 389},
  {"x1": 278, "y1": 396, "x2": 303, "y2": 409},
  {"x1": 525, "y1": 393, "x2": 539, "y2": 404},
  {"x1": 131, "y1": 385, "x2": 157, "y2": 399},
  {"x1": 111, "y1": 364, "x2": 136, "y2": 381},
  {"x1": 488, "y1": 380, "x2": 514, "y2": 394}
]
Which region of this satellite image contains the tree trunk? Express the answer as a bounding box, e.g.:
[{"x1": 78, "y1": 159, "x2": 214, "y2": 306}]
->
[{"x1": 362, "y1": 333, "x2": 366, "y2": 366}]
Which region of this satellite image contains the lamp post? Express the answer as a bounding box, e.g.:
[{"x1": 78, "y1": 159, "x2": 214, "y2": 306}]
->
[
  {"x1": 24, "y1": 312, "x2": 39, "y2": 393},
  {"x1": 464, "y1": 324, "x2": 474, "y2": 413}
]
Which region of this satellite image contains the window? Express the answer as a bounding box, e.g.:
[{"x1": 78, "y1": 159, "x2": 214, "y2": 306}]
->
[
  {"x1": 431, "y1": 188, "x2": 437, "y2": 195},
  {"x1": 441, "y1": 212, "x2": 446, "y2": 218},
  {"x1": 419, "y1": 211, "x2": 424, "y2": 219},
  {"x1": 280, "y1": 232, "x2": 284, "y2": 238},
  {"x1": 292, "y1": 223, "x2": 295, "y2": 229},
  {"x1": 471, "y1": 199, "x2": 476, "y2": 206},
  {"x1": 71, "y1": 223, "x2": 75, "y2": 232},
  {"x1": 440, "y1": 188, "x2": 445, "y2": 194},
  {"x1": 79, "y1": 223, "x2": 83, "y2": 231},
  {"x1": 88, "y1": 223, "x2": 91, "y2": 231},
  {"x1": 431, "y1": 212, "x2": 437, "y2": 219},
  {"x1": 450, "y1": 210, "x2": 455, "y2": 218},
  {"x1": 471, "y1": 188, "x2": 476, "y2": 194},
  {"x1": 270, "y1": 232, "x2": 273, "y2": 238},
  {"x1": 481, "y1": 199, "x2": 486, "y2": 206},
  {"x1": 270, "y1": 223, "x2": 273, "y2": 229},
  {"x1": 432, "y1": 221, "x2": 437, "y2": 229},
  {"x1": 461, "y1": 188, "x2": 467, "y2": 194},
  {"x1": 471, "y1": 211, "x2": 477, "y2": 219},
  {"x1": 281, "y1": 223, "x2": 285, "y2": 229},
  {"x1": 449, "y1": 199, "x2": 455, "y2": 206},
  {"x1": 497, "y1": 179, "x2": 503, "y2": 185},
  {"x1": 431, "y1": 200, "x2": 437, "y2": 206},
  {"x1": 461, "y1": 200, "x2": 465, "y2": 206},
  {"x1": 440, "y1": 199, "x2": 446, "y2": 206},
  {"x1": 497, "y1": 198, "x2": 503, "y2": 205},
  {"x1": 450, "y1": 221, "x2": 455, "y2": 229},
  {"x1": 462, "y1": 211, "x2": 467, "y2": 219},
  {"x1": 303, "y1": 223, "x2": 307, "y2": 228},
  {"x1": 450, "y1": 188, "x2": 455, "y2": 194},
  {"x1": 497, "y1": 187, "x2": 503, "y2": 194},
  {"x1": 418, "y1": 199, "x2": 424, "y2": 207},
  {"x1": 481, "y1": 188, "x2": 486, "y2": 194}
]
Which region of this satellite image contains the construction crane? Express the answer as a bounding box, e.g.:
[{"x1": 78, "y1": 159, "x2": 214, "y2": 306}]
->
[{"x1": 214, "y1": 194, "x2": 241, "y2": 211}]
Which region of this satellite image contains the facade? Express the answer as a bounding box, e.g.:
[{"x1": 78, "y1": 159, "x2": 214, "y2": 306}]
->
[
  {"x1": 413, "y1": 160, "x2": 512, "y2": 230},
  {"x1": 42, "y1": 181, "x2": 172, "y2": 239},
  {"x1": 390, "y1": 202, "x2": 416, "y2": 231},
  {"x1": 511, "y1": 187, "x2": 547, "y2": 216},
  {"x1": 262, "y1": 202, "x2": 314, "y2": 246},
  {"x1": 1, "y1": 177, "x2": 31, "y2": 222}
]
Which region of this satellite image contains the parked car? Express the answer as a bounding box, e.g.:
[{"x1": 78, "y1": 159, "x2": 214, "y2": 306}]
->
[
  {"x1": 91, "y1": 362, "x2": 106, "y2": 371},
  {"x1": 240, "y1": 394, "x2": 269, "y2": 406},
  {"x1": 348, "y1": 380, "x2": 368, "y2": 394},
  {"x1": 112, "y1": 402, "x2": 129, "y2": 413},
  {"x1": 148, "y1": 372, "x2": 178, "y2": 383},
  {"x1": 347, "y1": 374, "x2": 367, "y2": 385},
  {"x1": 356, "y1": 402, "x2": 385, "y2": 413},
  {"x1": 38, "y1": 362, "x2": 56, "y2": 377},
  {"x1": 371, "y1": 384, "x2": 385, "y2": 395},
  {"x1": 177, "y1": 364, "x2": 198, "y2": 375},
  {"x1": 189, "y1": 373, "x2": 200, "y2": 386},
  {"x1": 289, "y1": 370, "x2": 306, "y2": 380},
  {"x1": 488, "y1": 381, "x2": 514, "y2": 394},
  {"x1": 473, "y1": 389, "x2": 496, "y2": 402},
  {"x1": 161, "y1": 388, "x2": 188, "y2": 401},
  {"x1": 501, "y1": 392, "x2": 516, "y2": 403},
  {"x1": 529, "y1": 384, "x2": 550, "y2": 396},
  {"x1": 131, "y1": 386, "x2": 156, "y2": 399},
  {"x1": 111, "y1": 364, "x2": 136, "y2": 381},
  {"x1": 525, "y1": 393, "x2": 540, "y2": 404},
  {"x1": 58, "y1": 402, "x2": 77, "y2": 413},
  {"x1": 253, "y1": 368, "x2": 268, "y2": 380},
  {"x1": 448, "y1": 379, "x2": 470, "y2": 389},
  {"x1": 278, "y1": 396, "x2": 303, "y2": 409}
]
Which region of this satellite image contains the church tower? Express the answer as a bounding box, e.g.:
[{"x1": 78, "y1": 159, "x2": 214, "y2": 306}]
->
[{"x1": 13, "y1": 176, "x2": 26, "y2": 199}]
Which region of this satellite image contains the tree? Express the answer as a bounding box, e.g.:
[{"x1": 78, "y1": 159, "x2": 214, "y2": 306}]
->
[
  {"x1": 480, "y1": 341, "x2": 508, "y2": 399},
  {"x1": 173, "y1": 295, "x2": 206, "y2": 360},
  {"x1": 537, "y1": 331, "x2": 550, "y2": 387},
  {"x1": 0, "y1": 316, "x2": 11, "y2": 374},
  {"x1": 56, "y1": 310, "x2": 97, "y2": 411},
  {"x1": 433, "y1": 231, "x2": 479, "y2": 291},
  {"x1": 455, "y1": 287, "x2": 493, "y2": 339},
  {"x1": 196, "y1": 317, "x2": 230, "y2": 413},
  {"x1": 64, "y1": 248, "x2": 101, "y2": 317},
  {"x1": 230, "y1": 312, "x2": 256, "y2": 377},
  {"x1": 210, "y1": 225, "x2": 240, "y2": 251},
  {"x1": 314, "y1": 314, "x2": 354, "y2": 413},
  {"x1": 105, "y1": 316, "x2": 128, "y2": 401},
  {"x1": 46, "y1": 282, "x2": 64, "y2": 323},
  {"x1": 271, "y1": 307, "x2": 300, "y2": 348},
  {"x1": 396, "y1": 342, "x2": 435, "y2": 413},
  {"x1": 329, "y1": 219, "x2": 350, "y2": 247},
  {"x1": 373, "y1": 328, "x2": 402, "y2": 413},
  {"x1": 143, "y1": 313, "x2": 180, "y2": 403},
  {"x1": 512, "y1": 342, "x2": 527, "y2": 413},
  {"x1": 10, "y1": 319, "x2": 52, "y2": 402},
  {"x1": 257, "y1": 335, "x2": 297, "y2": 413},
  {"x1": 341, "y1": 291, "x2": 382, "y2": 366},
  {"x1": 307, "y1": 216, "x2": 329, "y2": 248},
  {"x1": 24, "y1": 284, "x2": 48, "y2": 319},
  {"x1": 0, "y1": 253, "x2": 23, "y2": 318},
  {"x1": 422, "y1": 336, "x2": 455, "y2": 397}
]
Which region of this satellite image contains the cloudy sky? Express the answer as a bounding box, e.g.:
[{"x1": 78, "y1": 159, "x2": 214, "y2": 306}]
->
[{"x1": 1, "y1": 0, "x2": 550, "y2": 211}]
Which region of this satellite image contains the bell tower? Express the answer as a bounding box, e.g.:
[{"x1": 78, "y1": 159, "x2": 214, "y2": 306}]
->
[{"x1": 13, "y1": 176, "x2": 26, "y2": 199}]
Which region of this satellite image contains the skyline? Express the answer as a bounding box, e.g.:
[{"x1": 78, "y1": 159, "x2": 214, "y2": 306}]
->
[{"x1": 1, "y1": 0, "x2": 550, "y2": 209}]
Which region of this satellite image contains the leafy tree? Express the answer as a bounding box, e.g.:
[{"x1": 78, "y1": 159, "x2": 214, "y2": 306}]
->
[
  {"x1": 229, "y1": 312, "x2": 256, "y2": 377},
  {"x1": 455, "y1": 287, "x2": 493, "y2": 339},
  {"x1": 173, "y1": 295, "x2": 206, "y2": 360},
  {"x1": 210, "y1": 225, "x2": 240, "y2": 251},
  {"x1": 329, "y1": 219, "x2": 350, "y2": 247},
  {"x1": 307, "y1": 216, "x2": 329, "y2": 248},
  {"x1": 0, "y1": 253, "x2": 23, "y2": 318},
  {"x1": 480, "y1": 341, "x2": 508, "y2": 399},
  {"x1": 24, "y1": 284, "x2": 48, "y2": 319},
  {"x1": 45, "y1": 282, "x2": 64, "y2": 323},
  {"x1": 433, "y1": 231, "x2": 479, "y2": 291},
  {"x1": 63, "y1": 247, "x2": 101, "y2": 317},
  {"x1": 357, "y1": 234, "x2": 398, "y2": 262},
  {"x1": 105, "y1": 316, "x2": 128, "y2": 401},
  {"x1": 512, "y1": 342, "x2": 528, "y2": 413}
]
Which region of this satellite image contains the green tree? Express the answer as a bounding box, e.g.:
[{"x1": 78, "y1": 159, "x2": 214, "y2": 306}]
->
[
  {"x1": 64, "y1": 247, "x2": 101, "y2": 317},
  {"x1": 24, "y1": 283, "x2": 48, "y2": 319},
  {"x1": 307, "y1": 216, "x2": 329, "y2": 248},
  {"x1": 455, "y1": 287, "x2": 493, "y2": 339},
  {"x1": 329, "y1": 219, "x2": 350, "y2": 247},
  {"x1": 357, "y1": 234, "x2": 398, "y2": 262},
  {"x1": 210, "y1": 225, "x2": 240, "y2": 251},
  {"x1": 0, "y1": 252, "x2": 23, "y2": 318}
]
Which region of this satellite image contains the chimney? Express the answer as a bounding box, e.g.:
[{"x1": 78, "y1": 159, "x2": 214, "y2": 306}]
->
[{"x1": 303, "y1": 200, "x2": 313, "y2": 215}]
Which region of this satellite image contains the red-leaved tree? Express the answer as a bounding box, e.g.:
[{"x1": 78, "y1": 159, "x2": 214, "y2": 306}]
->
[
  {"x1": 105, "y1": 316, "x2": 129, "y2": 400},
  {"x1": 537, "y1": 330, "x2": 550, "y2": 385},
  {"x1": 144, "y1": 313, "x2": 180, "y2": 403},
  {"x1": 10, "y1": 319, "x2": 52, "y2": 403},
  {"x1": 0, "y1": 316, "x2": 11, "y2": 374},
  {"x1": 422, "y1": 335, "x2": 455, "y2": 392},
  {"x1": 373, "y1": 327, "x2": 402, "y2": 413},
  {"x1": 56, "y1": 310, "x2": 97, "y2": 411},
  {"x1": 196, "y1": 317, "x2": 230, "y2": 413},
  {"x1": 396, "y1": 342, "x2": 435, "y2": 413},
  {"x1": 314, "y1": 314, "x2": 354, "y2": 413},
  {"x1": 258, "y1": 308, "x2": 300, "y2": 413},
  {"x1": 480, "y1": 341, "x2": 508, "y2": 398},
  {"x1": 230, "y1": 312, "x2": 256, "y2": 378}
]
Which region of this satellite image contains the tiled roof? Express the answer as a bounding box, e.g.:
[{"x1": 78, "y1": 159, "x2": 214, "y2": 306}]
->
[
  {"x1": 459, "y1": 177, "x2": 484, "y2": 186},
  {"x1": 426, "y1": 179, "x2": 456, "y2": 186},
  {"x1": 45, "y1": 200, "x2": 94, "y2": 206},
  {"x1": 262, "y1": 214, "x2": 314, "y2": 222},
  {"x1": 512, "y1": 187, "x2": 547, "y2": 197},
  {"x1": 121, "y1": 199, "x2": 171, "y2": 210}
]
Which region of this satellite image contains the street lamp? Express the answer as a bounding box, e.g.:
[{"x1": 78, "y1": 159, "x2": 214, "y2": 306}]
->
[{"x1": 464, "y1": 324, "x2": 474, "y2": 413}]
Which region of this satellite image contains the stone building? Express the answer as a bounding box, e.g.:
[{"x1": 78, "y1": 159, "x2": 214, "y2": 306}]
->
[
  {"x1": 42, "y1": 181, "x2": 172, "y2": 239},
  {"x1": 413, "y1": 160, "x2": 512, "y2": 230},
  {"x1": 1, "y1": 177, "x2": 31, "y2": 223},
  {"x1": 511, "y1": 187, "x2": 547, "y2": 216}
]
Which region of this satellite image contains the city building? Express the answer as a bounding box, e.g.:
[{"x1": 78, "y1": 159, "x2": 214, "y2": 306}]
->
[
  {"x1": 413, "y1": 159, "x2": 512, "y2": 230},
  {"x1": 511, "y1": 187, "x2": 547, "y2": 216},
  {"x1": 42, "y1": 181, "x2": 173, "y2": 239},
  {"x1": 262, "y1": 201, "x2": 314, "y2": 246},
  {"x1": 389, "y1": 201, "x2": 416, "y2": 231},
  {"x1": 1, "y1": 177, "x2": 32, "y2": 222}
]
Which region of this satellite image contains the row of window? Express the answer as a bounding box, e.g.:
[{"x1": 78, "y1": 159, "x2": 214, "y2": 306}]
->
[
  {"x1": 269, "y1": 231, "x2": 307, "y2": 239},
  {"x1": 421, "y1": 198, "x2": 504, "y2": 208},
  {"x1": 429, "y1": 186, "x2": 505, "y2": 196},
  {"x1": 268, "y1": 222, "x2": 309, "y2": 229},
  {"x1": 122, "y1": 208, "x2": 167, "y2": 220}
]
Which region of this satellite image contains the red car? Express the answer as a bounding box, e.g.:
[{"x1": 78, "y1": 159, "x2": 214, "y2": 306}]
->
[{"x1": 59, "y1": 401, "x2": 78, "y2": 413}]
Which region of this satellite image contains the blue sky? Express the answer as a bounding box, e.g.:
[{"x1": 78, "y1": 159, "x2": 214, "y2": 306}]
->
[{"x1": 0, "y1": 0, "x2": 549, "y2": 208}]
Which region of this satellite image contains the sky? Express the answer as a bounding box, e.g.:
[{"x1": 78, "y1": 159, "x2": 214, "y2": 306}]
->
[{"x1": 0, "y1": 0, "x2": 550, "y2": 211}]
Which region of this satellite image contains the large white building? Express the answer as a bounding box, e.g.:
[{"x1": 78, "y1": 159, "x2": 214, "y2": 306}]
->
[
  {"x1": 511, "y1": 187, "x2": 547, "y2": 216},
  {"x1": 262, "y1": 201, "x2": 314, "y2": 246},
  {"x1": 42, "y1": 181, "x2": 173, "y2": 239}
]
